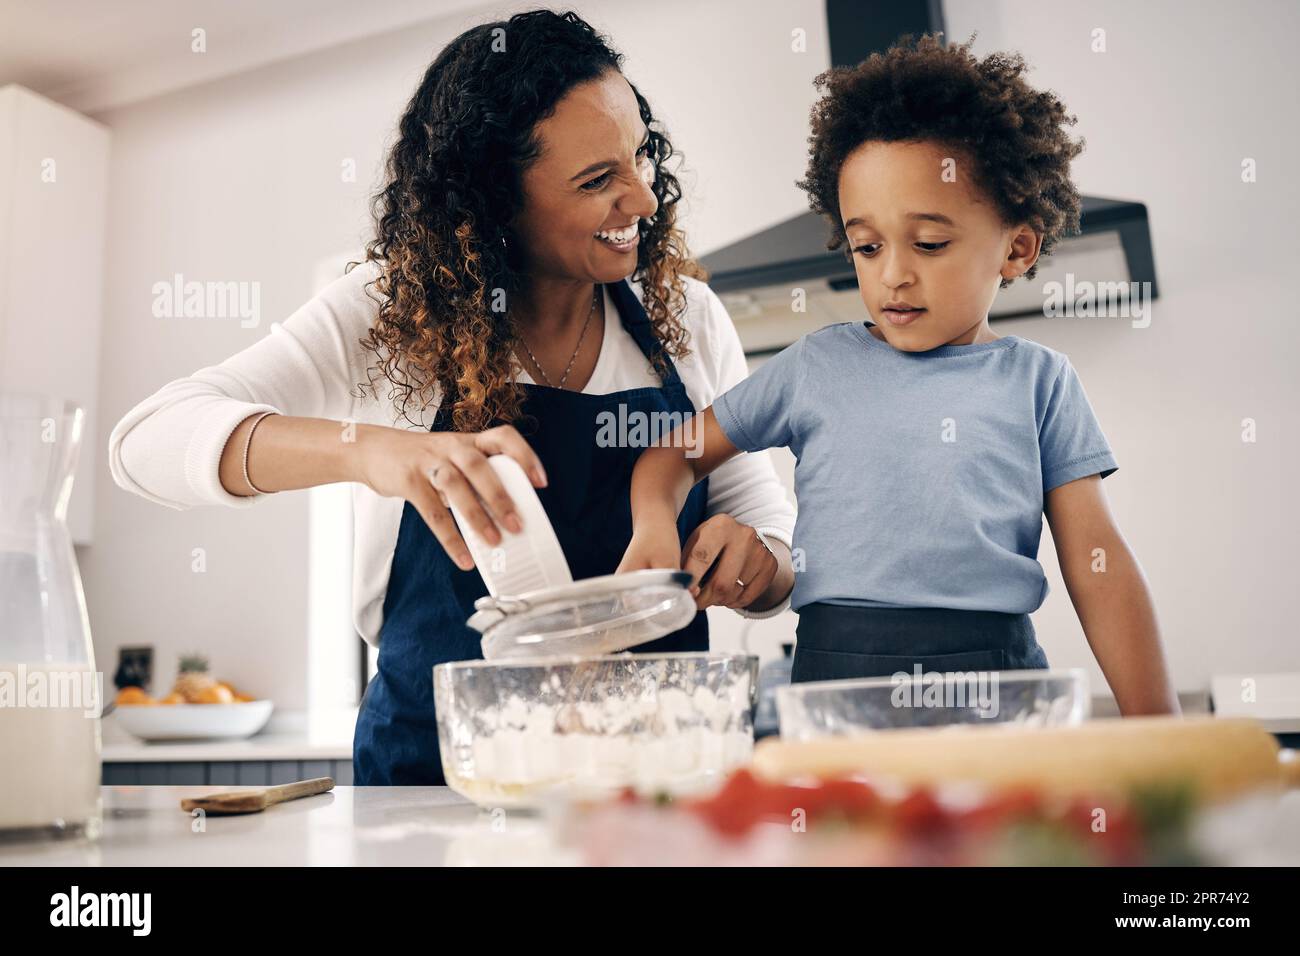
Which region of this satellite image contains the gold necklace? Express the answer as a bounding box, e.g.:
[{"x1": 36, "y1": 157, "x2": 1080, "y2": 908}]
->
[{"x1": 517, "y1": 288, "x2": 599, "y2": 389}]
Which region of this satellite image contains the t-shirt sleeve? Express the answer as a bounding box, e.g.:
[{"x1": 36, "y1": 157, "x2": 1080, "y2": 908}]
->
[
  {"x1": 1039, "y1": 356, "x2": 1119, "y2": 493},
  {"x1": 710, "y1": 335, "x2": 806, "y2": 453}
]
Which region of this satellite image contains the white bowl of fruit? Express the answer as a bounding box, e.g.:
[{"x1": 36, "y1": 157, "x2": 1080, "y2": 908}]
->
[{"x1": 112, "y1": 655, "x2": 273, "y2": 742}]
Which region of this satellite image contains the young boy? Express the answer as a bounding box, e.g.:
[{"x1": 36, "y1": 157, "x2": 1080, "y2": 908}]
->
[{"x1": 619, "y1": 34, "x2": 1178, "y2": 715}]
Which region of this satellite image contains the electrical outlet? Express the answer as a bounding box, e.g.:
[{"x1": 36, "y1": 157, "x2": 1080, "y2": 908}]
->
[{"x1": 114, "y1": 646, "x2": 154, "y2": 692}]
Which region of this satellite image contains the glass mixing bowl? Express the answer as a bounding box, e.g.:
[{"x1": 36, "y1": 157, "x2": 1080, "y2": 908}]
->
[
  {"x1": 434, "y1": 652, "x2": 758, "y2": 808},
  {"x1": 776, "y1": 669, "x2": 1090, "y2": 741}
]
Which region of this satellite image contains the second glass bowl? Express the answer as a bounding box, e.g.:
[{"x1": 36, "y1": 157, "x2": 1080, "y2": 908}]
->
[{"x1": 776, "y1": 668, "x2": 1090, "y2": 741}]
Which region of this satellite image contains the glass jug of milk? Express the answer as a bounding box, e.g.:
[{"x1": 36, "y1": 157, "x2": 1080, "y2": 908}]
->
[{"x1": 0, "y1": 393, "x2": 102, "y2": 840}]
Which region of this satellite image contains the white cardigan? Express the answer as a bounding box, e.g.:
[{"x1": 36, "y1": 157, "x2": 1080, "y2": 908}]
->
[{"x1": 108, "y1": 259, "x2": 797, "y2": 647}]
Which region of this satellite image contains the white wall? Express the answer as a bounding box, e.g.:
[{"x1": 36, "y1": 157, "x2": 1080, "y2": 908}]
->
[
  {"x1": 941, "y1": 0, "x2": 1300, "y2": 690},
  {"x1": 80, "y1": 0, "x2": 1298, "y2": 710}
]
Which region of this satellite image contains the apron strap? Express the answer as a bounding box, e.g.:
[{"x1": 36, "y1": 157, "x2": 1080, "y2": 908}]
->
[{"x1": 605, "y1": 279, "x2": 686, "y2": 389}]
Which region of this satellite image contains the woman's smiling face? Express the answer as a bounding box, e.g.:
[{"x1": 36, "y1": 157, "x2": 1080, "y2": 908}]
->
[
  {"x1": 838, "y1": 139, "x2": 1041, "y2": 350},
  {"x1": 512, "y1": 69, "x2": 660, "y2": 284}
]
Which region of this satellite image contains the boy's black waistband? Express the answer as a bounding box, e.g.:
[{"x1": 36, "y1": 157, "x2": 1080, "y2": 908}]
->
[{"x1": 795, "y1": 601, "x2": 1037, "y2": 658}]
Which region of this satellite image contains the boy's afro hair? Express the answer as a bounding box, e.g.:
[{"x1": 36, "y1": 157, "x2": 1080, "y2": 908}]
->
[{"x1": 797, "y1": 33, "x2": 1085, "y2": 287}]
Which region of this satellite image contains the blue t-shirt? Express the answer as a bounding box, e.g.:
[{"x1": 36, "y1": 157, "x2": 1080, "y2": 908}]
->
[{"x1": 712, "y1": 321, "x2": 1118, "y2": 614}]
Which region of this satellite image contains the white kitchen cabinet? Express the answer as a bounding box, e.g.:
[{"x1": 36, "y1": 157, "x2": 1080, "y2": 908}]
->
[{"x1": 0, "y1": 84, "x2": 110, "y2": 545}]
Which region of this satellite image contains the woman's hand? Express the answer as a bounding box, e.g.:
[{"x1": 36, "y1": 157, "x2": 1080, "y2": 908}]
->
[
  {"x1": 681, "y1": 514, "x2": 780, "y2": 611},
  {"x1": 618, "y1": 514, "x2": 786, "y2": 612},
  {"x1": 355, "y1": 423, "x2": 547, "y2": 571}
]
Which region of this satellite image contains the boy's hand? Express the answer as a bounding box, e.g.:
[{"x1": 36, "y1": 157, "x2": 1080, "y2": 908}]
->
[{"x1": 615, "y1": 524, "x2": 684, "y2": 577}]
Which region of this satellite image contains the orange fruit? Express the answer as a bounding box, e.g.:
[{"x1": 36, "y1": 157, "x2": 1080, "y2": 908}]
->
[
  {"x1": 194, "y1": 684, "x2": 235, "y2": 704},
  {"x1": 218, "y1": 680, "x2": 255, "y2": 702},
  {"x1": 115, "y1": 686, "x2": 156, "y2": 706}
]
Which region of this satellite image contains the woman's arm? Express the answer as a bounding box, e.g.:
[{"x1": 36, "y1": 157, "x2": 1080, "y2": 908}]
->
[
  {"x1": 215, "y1": 411, "x2": 544, "y2": 569},
  {"x1": 109, "y1": 263, "x2": 383, "y2": 510},
  {"x1": 1045, "y1": 475, "x2": 1180, "y2": 716},
  {"x1": 217, "y1": 413, "x2": 359, "y2": 497},
  {"x1": 109, "y1": 262, "x2": 545, "y2": 571}
]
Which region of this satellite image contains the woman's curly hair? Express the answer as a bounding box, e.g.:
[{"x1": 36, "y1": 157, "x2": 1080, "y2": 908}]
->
[
  {"x1": 797, "y1": 33, "x2": 1085, "y2": 288},
  {"x1": 347, "y1": 8, "x2": 702, "y2": 433}
]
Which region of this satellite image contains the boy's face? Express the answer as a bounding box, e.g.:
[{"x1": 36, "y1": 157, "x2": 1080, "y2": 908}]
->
[{"x1": 837, "y1": 139, "x2": 1041, "y2": 351}]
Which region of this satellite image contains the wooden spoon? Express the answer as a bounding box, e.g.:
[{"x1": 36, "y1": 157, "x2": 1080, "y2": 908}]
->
[{"x1": 180, "y1": 777, "x2": 334, "y2": 815}]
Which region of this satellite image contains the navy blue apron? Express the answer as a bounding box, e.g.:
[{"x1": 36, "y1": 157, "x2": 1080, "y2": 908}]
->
[
  {"x1": 354, "y1": 280, "x2": 710, "y2": 785},
  {"x1": 790, "y1": 603, "x2": 1050, "y2": 683}
]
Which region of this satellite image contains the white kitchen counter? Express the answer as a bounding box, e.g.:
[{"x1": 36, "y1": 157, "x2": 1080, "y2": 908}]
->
[
  {"x1": 4, "y1": 784, "x2": 1300, "y2": 866},
  {"x1": 0, "y1": 786, "x2": 577, "y2": 866}
]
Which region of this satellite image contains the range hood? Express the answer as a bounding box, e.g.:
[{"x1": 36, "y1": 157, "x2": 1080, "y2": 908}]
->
[{"x1": 703, "y1": 0, "x2": 1159, "y2": 355}]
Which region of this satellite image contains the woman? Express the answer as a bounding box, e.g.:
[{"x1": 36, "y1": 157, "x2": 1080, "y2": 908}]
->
[{"x1": 109, "y1": 9, "x2": 797, "y2": 785}]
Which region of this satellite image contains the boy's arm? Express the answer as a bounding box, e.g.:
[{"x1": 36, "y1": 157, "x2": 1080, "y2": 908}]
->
[
  {"x1": 627, "y1": 406, "x2": 740, "y2": 530},
  {"x1": 618, "y1": 407, "x2": 795, "y2": 612},
  {"x1": 1044, "y1": 475, "x2": 1180, "y2": 716}
]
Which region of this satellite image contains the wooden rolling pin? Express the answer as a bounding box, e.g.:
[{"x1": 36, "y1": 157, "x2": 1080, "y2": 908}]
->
[
  {"x1": 180, "y1": 777, "x2": 334, "y2": 815},
  {"x1": 753, "y1": 717, "x2": 1300, "y2": 803}
]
